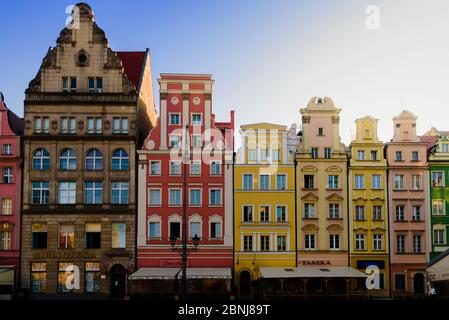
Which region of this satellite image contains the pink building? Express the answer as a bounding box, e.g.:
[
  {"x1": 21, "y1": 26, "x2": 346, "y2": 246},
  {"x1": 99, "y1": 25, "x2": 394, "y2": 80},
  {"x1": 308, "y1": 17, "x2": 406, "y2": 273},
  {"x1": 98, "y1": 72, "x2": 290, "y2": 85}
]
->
[
  {"x1": 386, "y1": 111, "x2": 429, "y2": 296},
  {"x1": 0, "y1": 92, "x2": 23, "y2": 298}
]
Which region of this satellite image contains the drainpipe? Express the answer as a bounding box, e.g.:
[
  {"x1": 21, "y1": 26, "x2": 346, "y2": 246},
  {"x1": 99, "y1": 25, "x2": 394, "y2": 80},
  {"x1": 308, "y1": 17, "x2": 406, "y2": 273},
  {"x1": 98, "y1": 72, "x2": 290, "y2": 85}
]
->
[
  {"x1": 386, "y1": 148, "x2": 392, "y2": 298},
  {"x1": 294, "y1": 159, "x2": 298, "y2": 267}
]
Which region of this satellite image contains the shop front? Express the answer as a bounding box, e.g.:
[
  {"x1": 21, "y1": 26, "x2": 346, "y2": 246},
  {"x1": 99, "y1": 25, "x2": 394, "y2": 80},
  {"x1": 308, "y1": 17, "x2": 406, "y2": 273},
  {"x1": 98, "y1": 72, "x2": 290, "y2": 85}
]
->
[
  {"x1": 0, "y1": 265, "x2": 16, "y2": 300},
  {"x1": 427, "y1": 249, "x2": 449, "y2": 296},
  {"x1": 350, "y1": 256, "x2": 390, "y2": 297}
]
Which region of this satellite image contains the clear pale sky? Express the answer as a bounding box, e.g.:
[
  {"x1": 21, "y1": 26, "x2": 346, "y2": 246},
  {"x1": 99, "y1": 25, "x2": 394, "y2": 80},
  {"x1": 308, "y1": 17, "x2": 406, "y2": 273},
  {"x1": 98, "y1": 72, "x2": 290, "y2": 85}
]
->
[{"x1": 1, "y1": 0, "x2": 448, "y2": 146}]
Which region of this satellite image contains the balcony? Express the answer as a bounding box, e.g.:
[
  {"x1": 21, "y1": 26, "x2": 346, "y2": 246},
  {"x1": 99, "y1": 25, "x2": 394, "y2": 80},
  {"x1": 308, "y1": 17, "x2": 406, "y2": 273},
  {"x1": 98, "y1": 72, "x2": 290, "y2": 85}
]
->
[{"x1": 25, "y1": 91, "x2": 137, "y2": 105}]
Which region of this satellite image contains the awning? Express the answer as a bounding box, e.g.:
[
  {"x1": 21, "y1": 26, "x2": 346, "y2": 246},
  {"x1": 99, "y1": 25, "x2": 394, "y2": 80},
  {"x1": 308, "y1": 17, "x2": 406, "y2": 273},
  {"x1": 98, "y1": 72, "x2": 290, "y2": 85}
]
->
[
  {"x1": 129, "y1": 267, "x2": 232, "y2": 280},
  {"x1": 259, "y1": 267, "x2": 368, "y2": 279},
  {"x1": 0, "y1": 267, "x2": 15, "y2": 285}
]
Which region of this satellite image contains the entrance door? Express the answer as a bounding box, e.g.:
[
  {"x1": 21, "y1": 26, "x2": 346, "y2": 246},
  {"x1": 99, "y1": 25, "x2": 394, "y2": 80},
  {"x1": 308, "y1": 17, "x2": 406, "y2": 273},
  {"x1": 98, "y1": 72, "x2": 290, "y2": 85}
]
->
[
  {"x1": 110, "y1": 264, "x2": 126, "y2": 298},
  {"x1": 413, "y1": 273, "x2": 425, "y2": 294},
  {"x1": 239, "y1": 270, "x2": 251, "y2": 296}
]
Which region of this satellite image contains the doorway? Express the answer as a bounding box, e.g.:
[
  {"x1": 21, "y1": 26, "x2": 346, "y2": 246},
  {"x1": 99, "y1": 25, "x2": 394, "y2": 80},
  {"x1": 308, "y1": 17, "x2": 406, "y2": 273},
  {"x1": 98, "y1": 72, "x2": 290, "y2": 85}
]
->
[
  {"x1": 413, "y1": 273, "x2": 425, "y2": 294},
  {"x1": 239, "y1": 270, "x2": 251, "y2": 296},
  {"x1": 110, "y1": 264, "x2": 126, "y2": 298}
]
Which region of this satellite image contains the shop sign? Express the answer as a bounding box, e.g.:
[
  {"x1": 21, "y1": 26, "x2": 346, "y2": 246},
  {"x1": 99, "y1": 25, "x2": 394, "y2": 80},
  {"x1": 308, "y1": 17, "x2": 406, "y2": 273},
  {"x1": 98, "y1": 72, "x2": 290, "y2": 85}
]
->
[{"x1": 298, "y1": 260, "x2": 331, "y2": 266}]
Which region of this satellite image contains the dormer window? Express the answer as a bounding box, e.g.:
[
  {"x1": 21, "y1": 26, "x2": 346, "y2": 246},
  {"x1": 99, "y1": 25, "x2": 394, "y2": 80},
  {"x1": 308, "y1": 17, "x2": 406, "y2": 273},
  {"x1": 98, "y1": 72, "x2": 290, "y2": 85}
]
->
[{"x1": 441, "y1": 143, "x2": 449, "y2": 153}]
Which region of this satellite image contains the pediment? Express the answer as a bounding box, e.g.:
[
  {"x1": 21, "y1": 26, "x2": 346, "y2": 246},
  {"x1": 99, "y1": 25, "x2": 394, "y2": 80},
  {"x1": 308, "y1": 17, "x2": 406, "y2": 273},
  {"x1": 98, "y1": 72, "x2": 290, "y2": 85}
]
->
[
  {"x1": 327, "y1": 224, "x2": 344, "y2": 231},
  {"x1": 326, "y1": 193, "x2": 343, "y2": 201},
  {"x1": 302, "y1": 223, "x2": 319, "y2": 231},
  {"x1": 326, "y1": 165, "x2": 342, "y2": 173},
  {"x1": 302, "y1": 165, "x2": 318, "y2": 173},
  {"x1": 301, "y1": 192, "x2": 319, "y2": 201}
]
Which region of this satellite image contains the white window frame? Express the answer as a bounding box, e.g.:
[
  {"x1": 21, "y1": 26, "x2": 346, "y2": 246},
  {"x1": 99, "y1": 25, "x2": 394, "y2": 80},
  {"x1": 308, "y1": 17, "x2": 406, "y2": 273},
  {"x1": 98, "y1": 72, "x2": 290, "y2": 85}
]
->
[
  {"x1": 276, "y1": 174, "x2": 287, "y2": 190},
  {"x1": 168, "y1": 188, "x2": 182, "y2": 207},
  {"x1": 148, "y1": 188, "x2": 162, "y2": 206},
  {"x1": 169, "y1": 134, "x2": 181, "y2": 149},
  {"x1": 276, "y1": 205, "x2": 287, "y2": 222},
  {"x1": 210, "y1": 161, "x2": 222, "y2": 176},
  {"x1": 354, "y1": 174, "x2": 365, "y2": 189},
  {"x1": 431, "y1": 171, "x2": 445, "y2": 187},
  {"x1": 209, "y1": 189, "x2": 222, "y2": 207},
  {"x1": 168, "y1": 113, "x2": 181, "y2": 125},
  {"x1": 189, "y1": 188, "x2": 202, "y2": 207},
  {"x1": 432, "y1": 199, "x2": 445, "y2": 215},
  {"x1": 209, "y1": 215, "x2": 223, "y2": 240},
  {"x1": 355, "y1": 234, "x2": 366, "y2": 250},
  {"x1": 242, "y1": 173, "x2": 254, "y2": 190},
  {"x1": 373, "y1": 234, "x2": 383, "y2": 251},
  {"x1": 190, "y1": 160, "x2": 201, "y2": 176},
  {"x1": 169, "y1": 160, "x2": 181, "y2": 176},
  {"x1": 242, "y1": 205, "x2": 254, "y2": 222},
  {"x1": 372, "y1": 174, "x2": 381, "y2": 190},
  {"x1": 259, "y1": 174, "x2": 270, "y2": 190},
  {"x1": 330, "y1": 234, "x2": 340, "y2": 250},
  {"x1": 305, "y1": 234, "x2": 315, "y2": 250},
  {"x1": 304, "y1": 203, "x2": 316, "y2": 219},
  {"x1": 148, "y1": 215, "x2": 162, "y2": 240},
  {"x1": 149, "y1": 160, "x2": 161, "y2": 176},
  {"x1": 190, "y1": 113, "x2": 202, "y2": 126},
  {"x1": 191, "y1": 134, "x2": 202, "y2": 148},
  {"x1": 259, "y1": 205, "x2": 271, "y2": 223}
]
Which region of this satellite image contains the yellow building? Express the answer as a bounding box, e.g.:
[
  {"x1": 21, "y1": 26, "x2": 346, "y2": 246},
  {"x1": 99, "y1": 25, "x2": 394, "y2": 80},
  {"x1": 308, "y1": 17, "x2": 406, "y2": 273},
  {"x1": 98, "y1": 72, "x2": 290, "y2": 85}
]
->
[
  {"x1": 349, "y1": 116, "x2": 390, "y2": 297},
  {"x1": 234, "y1": 123, "x2": 297, "y2": 297}
]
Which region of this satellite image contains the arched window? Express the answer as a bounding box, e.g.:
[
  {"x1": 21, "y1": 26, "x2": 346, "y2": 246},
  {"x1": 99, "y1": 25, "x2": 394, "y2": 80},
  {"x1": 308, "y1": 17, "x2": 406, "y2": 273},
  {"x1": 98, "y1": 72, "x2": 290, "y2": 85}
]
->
[
  {"x1": 32, "y1": 148, "x2": 50, "y2": 170},
  {"x1": 111, "y1": 149, "x2": 129, "y2": 170},
  {"x1": 59, "y1": 148, "x2": 76, "y2": 170},
  {"x1": 85, "y1": 148, "x2": 103, "y2": 170}
]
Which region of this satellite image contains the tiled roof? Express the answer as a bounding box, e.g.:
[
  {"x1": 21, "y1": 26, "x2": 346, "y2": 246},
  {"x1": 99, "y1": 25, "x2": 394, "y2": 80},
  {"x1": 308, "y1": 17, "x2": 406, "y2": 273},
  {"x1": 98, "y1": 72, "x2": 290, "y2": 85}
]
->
[
  {"x1": 419, "y1": 135, "x2": 439, "y2": 150},
  {"x1": 0, "y1": 92, "x2": 24, "y2": 135},
  {"x1": 116, "y1": 51, "x2": 146, "y2": 90}
]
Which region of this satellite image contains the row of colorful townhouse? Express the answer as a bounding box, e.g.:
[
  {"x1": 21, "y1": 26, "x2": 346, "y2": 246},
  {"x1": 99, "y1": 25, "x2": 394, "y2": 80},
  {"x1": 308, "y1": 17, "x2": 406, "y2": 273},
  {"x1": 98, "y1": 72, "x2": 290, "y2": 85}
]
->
[{"x1": 1, "y1": 3, "x2": 449, "y2": 300}]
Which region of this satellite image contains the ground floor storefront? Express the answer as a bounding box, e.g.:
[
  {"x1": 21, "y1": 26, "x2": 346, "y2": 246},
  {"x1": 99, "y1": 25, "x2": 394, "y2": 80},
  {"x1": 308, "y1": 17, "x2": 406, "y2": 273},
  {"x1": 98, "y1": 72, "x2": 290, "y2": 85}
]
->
[
  {"x1": 390, "y1": 263, "x2": 428, "y2": 296},
  {"x1": 350, "y1": 254, "x2": 390, "y2": 297},
  {"x1": 0, "y1": 255, "x2": 19, "y2": 300},
  {"x1": 427, "y1": 248, "x2": 449, "y2": 296}
]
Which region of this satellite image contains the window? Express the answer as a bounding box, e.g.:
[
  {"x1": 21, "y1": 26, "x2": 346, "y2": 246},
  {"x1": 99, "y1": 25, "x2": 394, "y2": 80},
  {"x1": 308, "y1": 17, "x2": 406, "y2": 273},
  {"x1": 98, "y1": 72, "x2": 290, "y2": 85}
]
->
[
  {"x1": 189, "y1": 189, "x2": 201, "y2": 206},
  {"x1": 304, "y1": 203, "x2": 315, "y2": 219},
  {"x1": 111, "y1": 149, "x2": 129, "y2": 170},
  {"x1": 248, "y1": 149, "x2": 257, "y2": 161},
  {"x1": 31, "y1": 263, "x2": 47, "y2": 293},
  {"x1": 2, "y1": 144, "x2": 12, "y2": 155},
  {"x1": 355, "y1": 234, "x2": 365, "y2": 250},
  {"x1": 149, "y1": 161, "x2": 161, "y2": 175},
  {"x1": 85, "y1": 149, "x2": 103, "y2": 171},
  {"x1": 31, "y1": 181, "x2": 49, "y2": 204},
  {"x1": 58, "y1": 182, "x2": 76, "y2": 204},
  {"x1": 276, "y1": 174, "x2": 286, "y2": 190},
  {"x1": 169, "y1": 113, "x2": 180, "y2": 125},
  {"x1": 243, "y1": 174, "x2": 253, "y2": 190},
  {"x1": 58, "y1": 262, "x2": 75, "y2": 293},
  {"x1": 318, "y1": 128, "x2": 324, "y2": 136},
  {"x1": 210, "y1": 222, "x2": 221, "y2": 239},
  {"x1": 304, "y1": 175, "x2": 314, "y2": 189},
  {"x1": 243, "y1": 206, "x2": 253, "y2": 222},
  {"x1": 395, "y1": 151, "x2": 403, "y2": 161},
  {"x1": 432, "y1": 172, "x2": 445, "y2": 187},
  {"x1": 411, "y1": 175, "x2": 421, "y2": 190},
  {"x1": 277, "y1": 235, "x2": 287, "y2": 251},
  {"x1": 373, "y1": 206, "x2": 382, "y2": 220},
  {"x1": 397, "y1": 235, "x2": 406, "y2": 253},
  {"x1": 32, "y1": 224, "x2": 47, "y2": 249},
  {"x1": 324, "y1": 148, "x2": 331, "y2": 159},
  {"x1": 59, "y1": 225, "x2": 75, "y2": 249},
  {"x1": 149, "y1": 221, "x2": 161, "y2": 239},
  {"x1": 88, "y1": 77, "x2": 103, "y2": 93},
  {"x1": 169, "y1": 189, "x2": 181, "y2": 206},
  {"x1": 394, "y1": 175, "x2": 404, "y2": 190},
  {"x1": 112, "y1": 117, "x2": 128, "y2": 134},
  {"x1": 434, "y1": 229, "x2": 445, "y2": 245},
  {"x1": 210, "y1": 161, "x2": 221, "y2": 176},
  {"x1": 259, "y1": 149, "x2": 269, "y2": 161},
  {"x1": 85, "y1": 262, "x2": 101, "y2": 293},
  {"x1": 1, "y1": 198, "x2": 12, "y2": 215},
  {"x1": 441, "y1": 143, "x2": 449, "y2": 153},
  {"x1": 259, "y1": 206, "x2": 270, "y2": 222},
  {"x1": 209, "y1": 189, "x2": 222, "y2": 206},
  {"x1": 354, "y1": 175, "x2": 365, "y2": 189},
  {"x1": 191, "y1": 113, "x2": 202, "y2": 125},
  {"x1": 189, "y1": 222, "x2": 201, "y2": 239},
  {"x1": 395, "y1": 274, "x2": 406, "y2": 291},
  {"x1": 243, "y1": 235, "x2": 253, "y2": 251},
  {"x1": 34, "y1": 117, "x2": 49, "y2": 134},
  {"x1": 192, "y1": 134, "x2": 202, "y2": 148},
  {"x1": 412, "y1": 206, "x2": 421, "y2": 221},
  {"x1": 0, "y1": 224, "x2": 11, "y2": 250},
  {"x1": 111, "y1": 182, "x2": 128, "y2": 204},
  {"x1": 148, "y1": 189, "x2": 161, "y2": 206},
  {"x1": 190, "y1": 161, "x2": 201, "y2": 176},
  {"x1": 395, "y1": 206, "x2": 405, "y2": 221},
  {"x1": 357, "y1": 150, "x2": 365, "y2": 160},
  {"x1": 111, "y1": 223, "x2": 126, "y2": 248},
  {"x1": 305, "y1": 234, "x2": 315, "y2": 250},
  {"x1": 62, "y1": 77, "x2": 77, "y2": 92},
  {"x1": 84, "y1": 181, "x2": 102, "y2": 204},
  {"x1": 87, "y1": 117, "x2": 102, "y2": 134},
  {"x1": 32, "y1": 148, "x2": 50, "y2": 170},
  {"x1": 272, "y1": 149, "x2": 280, "y2": 161},
  {"x1": 2, "y1": 168, "x2": 12, "y2": 184},
  {"x1": 59, "y1": 148, "x2": 76, "y2": 171},
  {"x1": 170, "y1": 161, "x2": 181, "y2": 176},
  {"x1": 432, "y1": 200, "x2": 445, "y2": 215},
  {"x1": 373, "y1": 234, "x2": 383, "y2": 251},
  {"x1": 85, "y1": 223, "x2": 101, "y2": 249},
  {"x1": 372, "y1": 175, "x2": 381, "y2": 189},
  {"x1": 328, "y1": 175, "x2": 339, "y2": 189},
  {"x1": 276, "y1": 206, "x2": 287, "y2": 222},
  {"x1": 330, "y1": 234, "x2": 340, "y2": 250},
  {"x1": 413, "y1": 235, "x2": 422, "y2": 253},
  {"x1": 60, "y1": 117, "x2": 76, "y2": 134},
  {"x1": 370, "y1": 150, "x2": 378, "y2": 160},
  {"x1": 311, "y1": 148, "x2": 318, "y2": 159},
  {"x1": 260, "y1": 235, "x2": 270, "y2": 251},
  {"x1": 259, "y1": 175, "x2": 269, "y2": 190},
  {"x1": 411, "y1": 151, "x2": 419, "y2": 161},
  {"x1": 169, "y1": 222, "x2": 181, "y2": 239},
  {"x1": 329, "y1": 203, "x2": 339, "y2": 219},
  {"x1": 355, "y1": 206, "x2": 365, "y2": 221},
  {"x1": 169, "y1": 134, "x2": 181, "y2": 148}
]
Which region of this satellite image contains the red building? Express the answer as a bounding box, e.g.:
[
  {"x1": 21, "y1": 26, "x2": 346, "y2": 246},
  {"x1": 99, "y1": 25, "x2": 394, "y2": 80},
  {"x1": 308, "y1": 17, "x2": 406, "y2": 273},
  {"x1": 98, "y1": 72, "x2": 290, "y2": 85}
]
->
[
  {"x1": 0, "y1": 92, "x2": 23, "y2": 299},
  {"x1": 130, "y1": 74, "x2": 234, "y2": 297}
]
